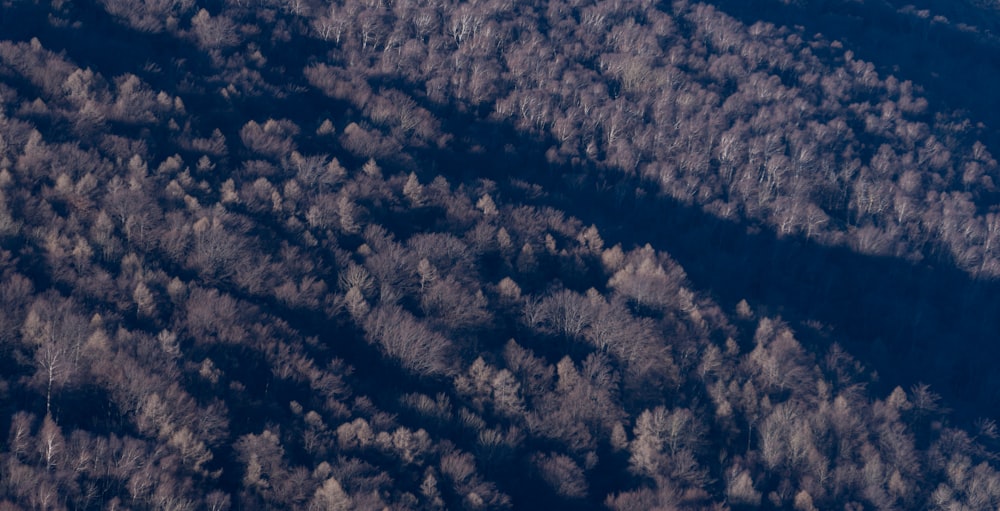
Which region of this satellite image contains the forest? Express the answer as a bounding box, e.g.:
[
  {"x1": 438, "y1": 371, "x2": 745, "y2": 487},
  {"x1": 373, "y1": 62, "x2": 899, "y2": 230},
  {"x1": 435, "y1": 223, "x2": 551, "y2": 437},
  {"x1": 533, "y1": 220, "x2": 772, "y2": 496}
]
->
[{"x1": 2, "y1": 0, "x2": 1000, "y2": 508}]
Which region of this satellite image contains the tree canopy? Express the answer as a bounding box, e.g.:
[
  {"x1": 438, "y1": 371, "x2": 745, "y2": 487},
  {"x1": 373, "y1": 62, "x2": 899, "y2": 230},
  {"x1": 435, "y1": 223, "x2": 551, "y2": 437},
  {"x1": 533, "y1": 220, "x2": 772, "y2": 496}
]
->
[{"x1": 1, "y1": 0, "x2": 1000, "y2": 508}]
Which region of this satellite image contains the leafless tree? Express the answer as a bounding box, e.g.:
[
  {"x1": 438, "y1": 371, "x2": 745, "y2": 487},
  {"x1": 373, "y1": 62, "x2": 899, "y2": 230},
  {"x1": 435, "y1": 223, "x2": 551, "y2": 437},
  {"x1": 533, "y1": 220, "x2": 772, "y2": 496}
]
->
[{"x1": 363, "y1": 304, "x2": 454, "y2": 376}]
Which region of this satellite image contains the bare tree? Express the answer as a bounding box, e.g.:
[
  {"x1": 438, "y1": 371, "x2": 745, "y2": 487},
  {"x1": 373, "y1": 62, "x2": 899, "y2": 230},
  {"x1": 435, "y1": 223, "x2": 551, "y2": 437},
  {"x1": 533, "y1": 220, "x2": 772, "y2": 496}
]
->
[
  {"x1": 191, "y1": 9, "x2": 239, "y2": 50},
  {"x1": 363, "y1": 304, "x2": 454, "y2": 376},
  {"x1": 21, "y1": 297, "x2": 90, "y2": 413},
  {"x1": 533, "y1": 452, "x2": 588, "y2": 499}
]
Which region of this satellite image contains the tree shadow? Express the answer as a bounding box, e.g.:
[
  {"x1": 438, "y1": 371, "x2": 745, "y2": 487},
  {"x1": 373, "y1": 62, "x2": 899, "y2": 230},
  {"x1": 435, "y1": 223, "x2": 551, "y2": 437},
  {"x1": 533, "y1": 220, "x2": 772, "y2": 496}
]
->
[
  {"x1": 383, "y1": 82, "x2": 1000, "y2": 428},
  {"x1": 701, "y1": 0, "x2": 1000, "y2": 148}
]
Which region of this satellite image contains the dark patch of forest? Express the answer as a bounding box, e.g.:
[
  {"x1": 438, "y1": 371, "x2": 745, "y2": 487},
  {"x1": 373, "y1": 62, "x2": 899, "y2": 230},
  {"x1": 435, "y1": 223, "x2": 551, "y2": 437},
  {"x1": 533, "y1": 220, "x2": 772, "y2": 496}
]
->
[{"x1": 2, "y1": 0, "x2": 1000, "y2": 509}]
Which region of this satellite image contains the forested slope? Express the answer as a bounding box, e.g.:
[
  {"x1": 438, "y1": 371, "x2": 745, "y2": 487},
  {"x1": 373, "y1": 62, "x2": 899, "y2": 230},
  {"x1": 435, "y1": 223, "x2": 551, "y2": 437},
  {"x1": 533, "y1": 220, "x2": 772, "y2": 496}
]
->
[{"x1": 2, "y1": 0, "x2": 1000, "y2": 509}]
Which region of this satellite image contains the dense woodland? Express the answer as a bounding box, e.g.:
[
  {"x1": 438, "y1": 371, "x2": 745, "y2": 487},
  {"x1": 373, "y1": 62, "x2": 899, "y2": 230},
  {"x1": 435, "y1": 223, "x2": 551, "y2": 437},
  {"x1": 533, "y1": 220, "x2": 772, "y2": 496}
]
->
[{"x1": 2, "y1": 0, "x2": 1000, "y2": 508}]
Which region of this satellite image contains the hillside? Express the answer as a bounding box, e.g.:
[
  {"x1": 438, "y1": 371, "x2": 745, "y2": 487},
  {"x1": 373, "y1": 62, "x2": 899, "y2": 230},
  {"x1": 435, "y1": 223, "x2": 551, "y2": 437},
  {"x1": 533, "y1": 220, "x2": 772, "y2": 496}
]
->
[{"x1": 2, "y1": 0, "x2": 1000, "y2": 509}]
